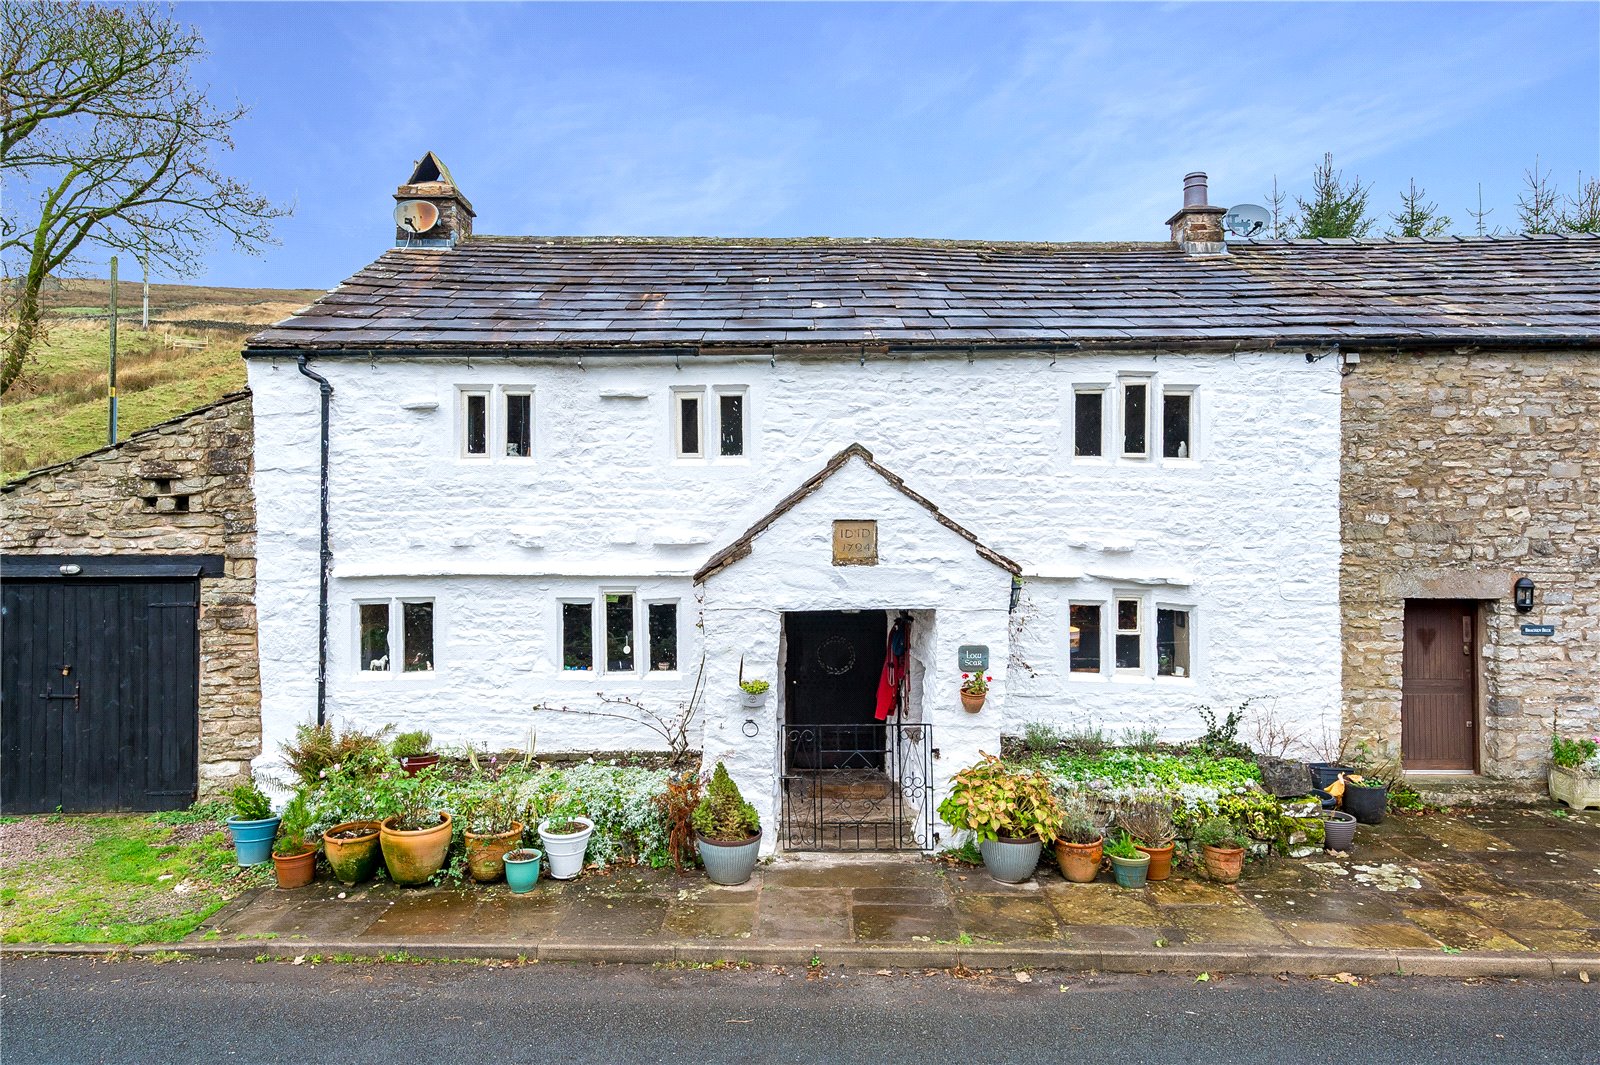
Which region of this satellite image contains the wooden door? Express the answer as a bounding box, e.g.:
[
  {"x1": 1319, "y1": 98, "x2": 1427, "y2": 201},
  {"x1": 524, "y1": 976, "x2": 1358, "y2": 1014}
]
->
[
  {"x1": 1, "y1": 578, "x2": 199, "y2": 813},
  {"x1": 1401, "y1": 600, "x2": 1478, "y2": 771}
]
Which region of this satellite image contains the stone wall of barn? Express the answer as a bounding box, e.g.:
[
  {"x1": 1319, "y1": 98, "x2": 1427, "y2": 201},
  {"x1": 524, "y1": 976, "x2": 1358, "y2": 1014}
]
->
[
  {"x1": 1342, "y1": 349, "x2": 1600, "y2": 778},
  {"x1": 247, "y1": 348, "x2": 1344, "y2": 806},
  {"x1": 0, "y1": 393, "x2": 260, "y2": 793}
]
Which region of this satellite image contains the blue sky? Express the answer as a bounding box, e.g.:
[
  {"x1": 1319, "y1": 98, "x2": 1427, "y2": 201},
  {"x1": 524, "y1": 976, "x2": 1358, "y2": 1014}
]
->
[{"x1": 154, "y1": 2, "x2": 1600, "y2": 287}]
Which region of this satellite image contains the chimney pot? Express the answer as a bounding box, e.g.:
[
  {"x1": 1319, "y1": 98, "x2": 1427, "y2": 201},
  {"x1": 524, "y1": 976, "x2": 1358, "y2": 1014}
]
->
[{"x1": 1166, "y1": 170, "x2": 1227, "y2": 256}]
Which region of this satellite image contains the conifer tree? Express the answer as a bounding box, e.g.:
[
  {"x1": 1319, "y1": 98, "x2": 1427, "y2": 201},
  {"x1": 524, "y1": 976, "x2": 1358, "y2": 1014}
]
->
[
  {"x1": 1517, "y1": 156, "x2": 1561, "y2": 234},
  {"x1": 1559, "y1": 173, "x2": 1600, "y2": 234},
  {"x1": 1387, "y1": 179, "x2": 1452, "y2": 238},
  {"x1": 1291, "y1": 153, "x2": 1375, "y2": 238}
]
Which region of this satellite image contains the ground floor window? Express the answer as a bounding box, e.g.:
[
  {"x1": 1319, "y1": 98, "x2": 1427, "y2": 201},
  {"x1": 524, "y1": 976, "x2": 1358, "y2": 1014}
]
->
[
  {"x1": 1068, "y1": 592, "x2": 1194, "y2": 681},
  {"x1": 560, "y1": 592, "x2": 679, "y2": 675},
  {"x1": 356, "y1": 598, "x2": 434, "y2": 674}
]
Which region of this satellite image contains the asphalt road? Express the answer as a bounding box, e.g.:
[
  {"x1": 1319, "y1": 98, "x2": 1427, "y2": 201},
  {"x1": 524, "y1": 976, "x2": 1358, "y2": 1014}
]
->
[{"x1": 2, "y1": 957, "x2": 1596, "y2": 1064}]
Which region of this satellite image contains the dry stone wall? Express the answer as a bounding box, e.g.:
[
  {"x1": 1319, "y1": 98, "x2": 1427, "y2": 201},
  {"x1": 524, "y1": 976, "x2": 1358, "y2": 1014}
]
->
[
  {"x1": 1342, "y1": 350, "x2": 1600, "y2": 777},
  {"x1": 0, "y1": 393, "x2": 260, "y2": 793}
]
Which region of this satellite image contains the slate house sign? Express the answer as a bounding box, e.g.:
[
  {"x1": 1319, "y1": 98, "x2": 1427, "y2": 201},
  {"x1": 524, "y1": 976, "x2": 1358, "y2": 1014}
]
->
[
  {"x1": 832, "y1": 520, "x2": 878, "y2": 565},
  {"x1": 958, "y1": 644, "x2": 990, "y2": 671}
]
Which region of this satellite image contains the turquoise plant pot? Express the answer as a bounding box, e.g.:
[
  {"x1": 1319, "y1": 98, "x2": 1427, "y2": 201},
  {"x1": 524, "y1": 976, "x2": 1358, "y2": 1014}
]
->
[
  {"x1": 1109, "y1": 852, "x2": 1151, "y2": 889},
  {"x1": 504, "y1": 850, "x2": 542, "y2": 893},
  {"x1": 227, "y1": 815, "x2": 280, "y2": 867}
]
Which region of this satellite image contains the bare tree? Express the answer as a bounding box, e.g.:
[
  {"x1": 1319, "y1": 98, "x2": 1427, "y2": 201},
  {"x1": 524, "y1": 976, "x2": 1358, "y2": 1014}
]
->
[
  {"x1": 1516, "y1": 156, "x2": 1561, "y2": 234},
  {"x1": 0, "y1": 1, "x2": 287, "y2": 394},
  {"x1": 1290, "y1": 153, "x2": 1375, "y2": 239},
  {"x1": 1264, "y1": 175, "x2": 1289, "y2": 239},
  {"x1": 1465, "y1": 182, "x2": 1496, "y2": 237},
  {"x1": 1560, "y1": 172, "x2": 1600, "y2": 234},
  {"x1": 1386, "y1": 178, "x2": 1451, "y2": 238}
]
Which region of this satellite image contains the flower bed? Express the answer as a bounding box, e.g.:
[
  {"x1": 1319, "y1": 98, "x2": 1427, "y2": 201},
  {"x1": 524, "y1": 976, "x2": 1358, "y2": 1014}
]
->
[{"x1": 1024, "y1": 748, "x2": 1323, "y2": 855}]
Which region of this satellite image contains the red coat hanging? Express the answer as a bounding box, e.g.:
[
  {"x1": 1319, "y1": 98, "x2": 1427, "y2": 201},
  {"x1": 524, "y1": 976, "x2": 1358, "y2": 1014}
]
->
[{"x1": 875, "y1": 616, "x2": 910, "y2": 722}]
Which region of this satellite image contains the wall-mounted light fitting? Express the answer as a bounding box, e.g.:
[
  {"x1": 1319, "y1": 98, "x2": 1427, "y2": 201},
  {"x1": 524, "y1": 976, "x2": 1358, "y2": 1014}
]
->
[
  {"x1": 58, "y1": 563, "x2": 81, "y2": 576},
  {"x1": 1513, "y1": 576, "x2": 1535, "y2": 614}
]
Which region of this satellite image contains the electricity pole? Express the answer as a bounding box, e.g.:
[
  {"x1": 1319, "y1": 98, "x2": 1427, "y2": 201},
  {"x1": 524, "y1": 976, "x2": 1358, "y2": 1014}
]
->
[{"x1": 108, "y1": 256, "x2": 119, "y2": 445}]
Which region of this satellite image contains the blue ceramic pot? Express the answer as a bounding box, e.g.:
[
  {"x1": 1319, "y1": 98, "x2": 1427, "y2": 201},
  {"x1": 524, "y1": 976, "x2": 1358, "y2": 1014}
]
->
[
  {"x1": 504, "y1": 850, "x2": 542, "y2": 893},
  {"x1": 1109, "y1": 852, "x2": 1151, "y2": 889},
  {"x1": 978, "y1": 837, "x2": 1042, "y2": 884},
  {"x1": 698, "y1": 832, "x2": 762, "y2": 886},
  {"x1": 227, "y1": 815, "x2": 280, "y2": 867}
]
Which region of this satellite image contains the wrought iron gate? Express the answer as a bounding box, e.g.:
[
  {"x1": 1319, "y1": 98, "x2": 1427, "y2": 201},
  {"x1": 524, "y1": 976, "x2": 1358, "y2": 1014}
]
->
[{"x1": 781, "y1": 721, "x2": 934, "y2": 851}]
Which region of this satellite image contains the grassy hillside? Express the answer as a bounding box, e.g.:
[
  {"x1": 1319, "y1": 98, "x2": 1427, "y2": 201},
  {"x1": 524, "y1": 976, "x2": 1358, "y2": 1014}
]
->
[{"x1": 2, "y1": 279, "x2": 324, "y2": 480}]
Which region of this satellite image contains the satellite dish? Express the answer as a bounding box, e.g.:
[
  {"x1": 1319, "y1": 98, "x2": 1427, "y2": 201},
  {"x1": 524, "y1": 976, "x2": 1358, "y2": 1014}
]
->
[
  {"x1": 1224, "y1": 203, "x2": 1271, "y2": 238},
  {"x1": 394, "y1": 199, "x2": 439, "y2": 234}
]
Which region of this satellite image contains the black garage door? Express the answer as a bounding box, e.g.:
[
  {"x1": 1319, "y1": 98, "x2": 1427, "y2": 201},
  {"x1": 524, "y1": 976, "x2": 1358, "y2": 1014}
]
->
[{"x1": 2, "y1": 567, "x2": 202, "y2": 814}]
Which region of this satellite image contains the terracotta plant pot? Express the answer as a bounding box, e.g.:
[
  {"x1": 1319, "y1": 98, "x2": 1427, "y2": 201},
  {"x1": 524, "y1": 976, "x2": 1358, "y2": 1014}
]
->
[
  {"x1": 1134, "y1": 841, "x2": 1175, "y2": 881},
  {"x1": 272, "y1": 846, "x2": 316, "y2": 889},
  {"x1": 1053, "y1": 837, "x2": 1103, "y2": 883},
  {"x1": 398, "y1": 753, "x2": 440, "y2": 776},
  {"x1": 379, "y1": 811, "x2": 453, "y2": 886},
  {"x1": 464, "y1": 822, "x2": 525, "y2": 883},
  {"x1": 960, "y1": 691, "x2": 986, "y2": 713},
  {"x1": 322, "y1": 821, "x2": 382, "y2": 885},
  {"x1": 1202, "y1": 843, "x2": 1246, "y2": 884}
]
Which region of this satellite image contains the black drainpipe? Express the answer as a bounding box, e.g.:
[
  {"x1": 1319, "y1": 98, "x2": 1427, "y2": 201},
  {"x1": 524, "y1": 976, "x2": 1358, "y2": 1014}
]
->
[{"x1": 296, "y1": 355, "x2": 333, "y2": 727}]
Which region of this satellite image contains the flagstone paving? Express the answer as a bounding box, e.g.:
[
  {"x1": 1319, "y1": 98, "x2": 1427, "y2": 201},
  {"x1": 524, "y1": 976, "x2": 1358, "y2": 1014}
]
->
[{"x1": 196, "y1": 807, "x2": 1600, "y2": 958}]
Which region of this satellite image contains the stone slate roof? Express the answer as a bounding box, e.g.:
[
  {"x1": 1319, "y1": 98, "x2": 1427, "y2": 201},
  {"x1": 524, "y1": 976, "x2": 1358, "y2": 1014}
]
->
[{"x1": 247, "y1": 233, "x2": 1600, "y2": 354}]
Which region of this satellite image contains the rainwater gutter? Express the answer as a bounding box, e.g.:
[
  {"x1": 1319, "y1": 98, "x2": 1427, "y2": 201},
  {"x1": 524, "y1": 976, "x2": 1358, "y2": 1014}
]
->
[{"x1": 296, "y1": 355, "x2": 333, "y2": 728}]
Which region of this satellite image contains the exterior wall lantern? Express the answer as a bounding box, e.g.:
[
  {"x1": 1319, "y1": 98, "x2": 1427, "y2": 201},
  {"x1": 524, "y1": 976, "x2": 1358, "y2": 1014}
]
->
[{"x1": 1513, "y1": 577, "x2": 1535, "y2": 614}]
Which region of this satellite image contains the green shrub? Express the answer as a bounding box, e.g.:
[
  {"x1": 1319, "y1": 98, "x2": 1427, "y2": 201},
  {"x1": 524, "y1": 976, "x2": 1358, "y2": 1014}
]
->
[
  {"x1": 1022, "y1": 721, "x2": 1066, "y2": 755},
  {"x1": 281, "y1": 722, "x2": 392, "y2": 786},
  {"x1": 691, "y1": 762, "x2": 759, "y2": 842},
  {"x1": 1553, "y1": 736, "x2": 1598, "y2": 770},
  {"x1": 390, "y1": 731, "x2": 433, "y2": 759},
  {"x1": 938, "y1": 755, "x2": 1062, "y2": 844},
  {"x1": 229, "y1": 780, "x2": 272, "y2": 822},
  {"x1": 1055, "y1": 793, "x2": 1102, "y2": 845},
  {"x1": 739, "y1": 679, "x2": 770, "y2": 695},
  {"x1": 1194, "y1": 702, "x2": 1252, "y2": 759},
  {"x1": 273, "y1": 792, "x2": 316, "y2": 856},
  {"x1": 1103, "y1": 831, "x2": 1139, "y2": 860},
  {"x1": 1193, "y1": 817, "x2": 1248, "y2": 850}
]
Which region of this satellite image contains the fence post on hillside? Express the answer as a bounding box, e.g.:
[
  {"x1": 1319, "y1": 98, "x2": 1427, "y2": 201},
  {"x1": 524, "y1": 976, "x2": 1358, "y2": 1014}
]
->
[
  {"x1": 141, "y1": 256, "x2": 149, "y2": 331},
  {"x1": 108, "y1": 256, "x2": 118, "y2": 446}
]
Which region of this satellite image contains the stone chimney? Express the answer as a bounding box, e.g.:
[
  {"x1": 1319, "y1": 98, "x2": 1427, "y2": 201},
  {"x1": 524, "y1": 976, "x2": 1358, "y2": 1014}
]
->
[
  {"x1": 1165, "y1": 171, "x2": 1227, "y2": 256},
  {"x1": 393, "y1": 151, "x2": 474, "y2": 248}
]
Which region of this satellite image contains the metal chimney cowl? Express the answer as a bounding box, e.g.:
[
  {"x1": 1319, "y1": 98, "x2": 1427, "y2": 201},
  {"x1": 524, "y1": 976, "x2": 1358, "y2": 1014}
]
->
[{"x1": 1166, "y1": 170, "x2": 1228, "y2": 256}]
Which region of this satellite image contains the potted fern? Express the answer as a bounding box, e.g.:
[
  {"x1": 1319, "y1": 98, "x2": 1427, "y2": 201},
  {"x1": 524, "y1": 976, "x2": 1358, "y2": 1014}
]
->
[
  {"x1": 226, "y1": 778, "x2": 279, "y2": 867},
  {"x1": 693, "y1": 762, "x2": 762, "y2": 885},
  {"x1": 1104, "y1": 830, "x2": 1151, "y2": 889},
  {"x1": 938, "y1": 755, "x2": 1062, "y2": 883},
  {"x1": 271, "y1": 792, "x2": 318, "y2": 889}
]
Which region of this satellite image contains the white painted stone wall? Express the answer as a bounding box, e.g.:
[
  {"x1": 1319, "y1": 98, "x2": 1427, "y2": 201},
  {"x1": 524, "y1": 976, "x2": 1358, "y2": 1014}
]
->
[{"x1": 247, "y1": 347, "x2": 1343, "y2": 846}]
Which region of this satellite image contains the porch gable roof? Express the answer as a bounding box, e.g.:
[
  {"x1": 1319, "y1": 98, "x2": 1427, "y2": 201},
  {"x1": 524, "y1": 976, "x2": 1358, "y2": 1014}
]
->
[{"x1": 693, "y1": 443, "x2": 1021, "y2": 584}]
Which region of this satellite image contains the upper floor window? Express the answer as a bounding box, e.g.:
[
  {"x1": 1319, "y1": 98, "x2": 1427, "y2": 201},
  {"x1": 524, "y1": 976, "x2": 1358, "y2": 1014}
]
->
[
  {"x1": 1071, "y1": 377, "x2": 1197, "y2": 464},
  {"x1": 673, "y1": 386, "x2": 747, "y2": 461},
  {"x1": 459, "y1": 386, "x2": 534, "y2": 461}
]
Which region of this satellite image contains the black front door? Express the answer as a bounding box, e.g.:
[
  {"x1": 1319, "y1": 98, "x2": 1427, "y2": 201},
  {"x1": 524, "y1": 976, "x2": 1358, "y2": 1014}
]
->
[
  {"x1": 1, "y1": 578, "x2": 200, "y2": 813},
  {"x1": 783, "y1": 610, "x2": 887, "y2": 770}
]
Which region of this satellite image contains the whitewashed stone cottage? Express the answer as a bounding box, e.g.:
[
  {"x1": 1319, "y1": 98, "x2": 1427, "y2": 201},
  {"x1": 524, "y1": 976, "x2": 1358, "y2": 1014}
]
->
[{"x1": 243, "y1": 155, "x2": 1595, "y2": 849}]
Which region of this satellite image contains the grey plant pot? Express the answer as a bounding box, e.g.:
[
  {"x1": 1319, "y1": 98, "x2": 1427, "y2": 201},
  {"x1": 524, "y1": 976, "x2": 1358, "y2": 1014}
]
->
[
  {"x1": 698, "y1": 831, "x2": 762, "y2": 886},
  {"x1": 979, "y1": 836, "x2": 1041, "y2": 884},
  {"x1": 1320, "y1": 810, "x2": 1357, "y2": 852}
]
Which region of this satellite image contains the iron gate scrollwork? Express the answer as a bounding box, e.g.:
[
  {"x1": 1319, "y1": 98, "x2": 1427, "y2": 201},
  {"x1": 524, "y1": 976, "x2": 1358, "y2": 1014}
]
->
[{"x1": 781, "y1": 721, "x2": 934, "y2": 852}]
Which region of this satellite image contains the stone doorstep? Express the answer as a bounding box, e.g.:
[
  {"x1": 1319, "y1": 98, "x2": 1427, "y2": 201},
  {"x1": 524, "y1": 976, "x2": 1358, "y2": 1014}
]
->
[{"x1": 4, "y1": 939, "x2": 1592, "y2": 980}]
